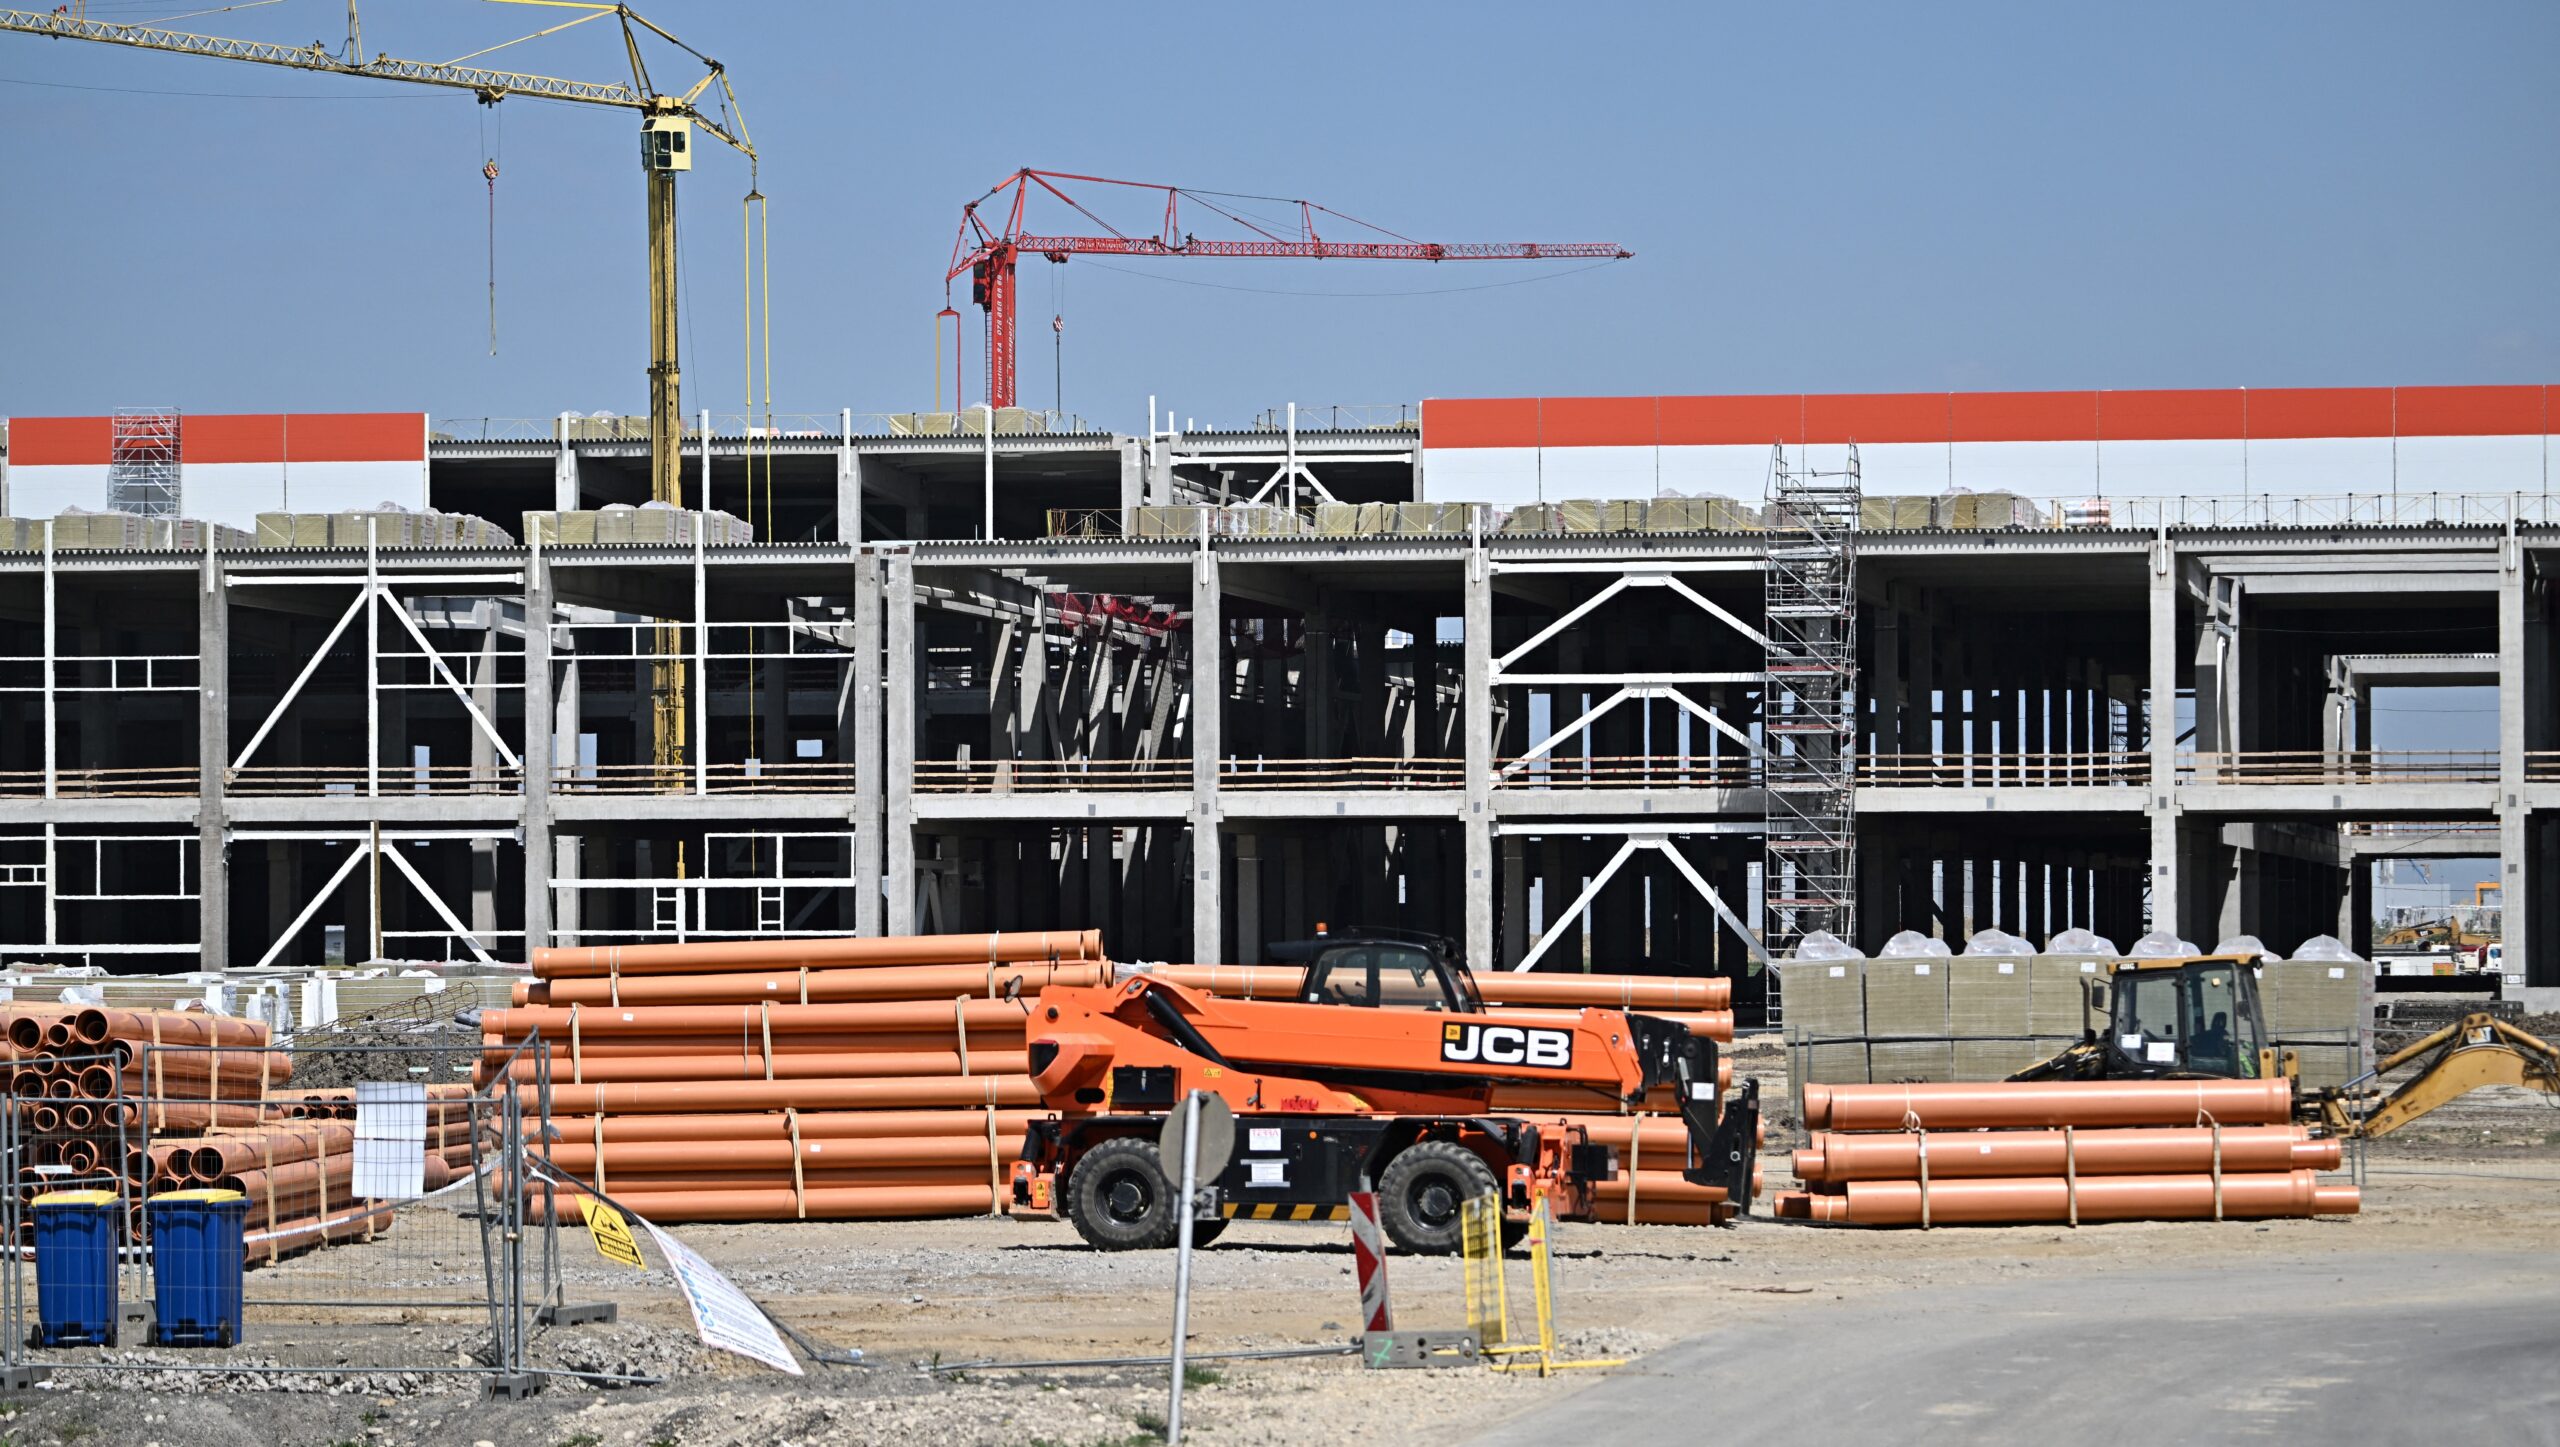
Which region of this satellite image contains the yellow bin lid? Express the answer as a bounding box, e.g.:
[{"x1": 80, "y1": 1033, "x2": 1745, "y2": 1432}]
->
[
  {"x1": 31, "y1": 1190, "x2": 117, "y2": 1207},
  {"x1": 152, "y1": 1189, "x2": 247, "y2": 1204}
]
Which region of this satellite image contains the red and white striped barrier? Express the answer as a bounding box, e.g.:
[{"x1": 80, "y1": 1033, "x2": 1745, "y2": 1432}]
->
[{"x1": 1348, "y1": 1188, "x2": 1392, "y2": 1333}]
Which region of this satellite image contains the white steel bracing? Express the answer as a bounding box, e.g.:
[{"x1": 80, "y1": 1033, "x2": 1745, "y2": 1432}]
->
[{"x1": 1761, "y1": 444, "x2": 1862, "y2": 982}]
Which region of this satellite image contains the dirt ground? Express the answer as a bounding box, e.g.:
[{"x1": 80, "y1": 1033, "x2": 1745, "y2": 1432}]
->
[{"x1": 4, "y1": 1039, "x2": 2554, "y2": 1447}]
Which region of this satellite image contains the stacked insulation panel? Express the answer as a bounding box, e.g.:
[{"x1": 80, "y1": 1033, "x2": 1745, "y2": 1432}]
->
[
  {"x1": 489, "y1": 931, "x2": 1110, "y2": 1223},
  {"x1": 3, "y1": 1005, "x2": 415, "y2": 1264},
  {"x1": 1126, "y1": 963, "x2": 1752, "y2": 1227},
  {"x1": 1774, "y1": 1080, "x2": 2358, "y2": 1226}
]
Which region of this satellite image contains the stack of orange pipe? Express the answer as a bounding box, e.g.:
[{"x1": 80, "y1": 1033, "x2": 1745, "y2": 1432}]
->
[
  {"x1": 1773, "y1": 1080, "x2": 2358, "y2": 1226},
  {"x1": 488, "y1": 931, "x2": 1092, "y2": 1223}
]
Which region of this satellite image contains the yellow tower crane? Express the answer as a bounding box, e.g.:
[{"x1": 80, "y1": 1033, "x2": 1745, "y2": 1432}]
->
[
  {"x1": 0, "y1": 0, "x2": 754, "y2": 506},
  {"x1": 2, "y1": 1, "x2": 762, "y2": 785}
]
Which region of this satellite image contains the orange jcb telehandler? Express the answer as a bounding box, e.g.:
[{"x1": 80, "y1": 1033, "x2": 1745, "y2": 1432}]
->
[{"x1": 1010, "y1": 932, "x2": 1759, "y2": 1253}]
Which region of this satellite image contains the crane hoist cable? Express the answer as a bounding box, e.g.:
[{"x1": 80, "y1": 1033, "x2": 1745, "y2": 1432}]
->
[{"x1": 479, "y1": 100, "x2": 502, "y2": 355}]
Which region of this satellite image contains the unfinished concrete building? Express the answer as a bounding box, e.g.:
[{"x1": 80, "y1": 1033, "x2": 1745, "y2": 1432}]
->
[{"x1": 0, "y1": 385, "x2": 2552, "y2": 1016}]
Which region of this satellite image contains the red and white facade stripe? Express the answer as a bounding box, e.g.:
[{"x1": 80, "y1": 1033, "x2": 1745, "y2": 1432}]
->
[
  {"x1": 1420, "y1": 386, "x2": 2556, "y2": 504},
  {"x1": 2, "y1": 412, "x2": 429, "y2": 529}
]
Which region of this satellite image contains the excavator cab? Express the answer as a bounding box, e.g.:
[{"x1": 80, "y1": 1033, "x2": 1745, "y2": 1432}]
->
[
  {"x1": 2016, "y1": 955, "x2": 2279, "y2": 1082},
  {"x1": 1273, "y1": 930, "x2": 1484, "y2": 1014}
]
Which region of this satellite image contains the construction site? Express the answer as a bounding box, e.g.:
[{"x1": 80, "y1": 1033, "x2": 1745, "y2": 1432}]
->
[{"x1": 0, "y1": 4, "x2": 2554, "y2": 1446}]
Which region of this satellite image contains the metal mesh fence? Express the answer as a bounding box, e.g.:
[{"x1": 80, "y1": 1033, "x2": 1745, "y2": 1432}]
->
[{"x1": 0, "y1": 1039, "x2": 565, "y2": 1387}]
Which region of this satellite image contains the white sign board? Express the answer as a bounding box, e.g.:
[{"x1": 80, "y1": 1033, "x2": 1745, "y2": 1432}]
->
[
  {"x1": 642, "y1": 1220, "x2": 803, "y2": 1375},
  {"x1": 352, "y1": 1081, "x2": 427, "y2": 1201}
]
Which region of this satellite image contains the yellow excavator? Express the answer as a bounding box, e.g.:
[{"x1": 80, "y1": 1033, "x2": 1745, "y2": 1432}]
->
[{"x1": 2013, "y1": 954, "x2": 2558, "y2": 1139}]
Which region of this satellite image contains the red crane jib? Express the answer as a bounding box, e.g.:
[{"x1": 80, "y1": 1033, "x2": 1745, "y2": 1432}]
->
[{"x1": 946, "y1": 168, "x2": 1628, "y2": 409}]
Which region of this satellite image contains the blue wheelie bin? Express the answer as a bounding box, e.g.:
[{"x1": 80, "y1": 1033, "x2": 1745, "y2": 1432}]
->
[
  {"x1": 31, "y1": 1189, "x2": 119, "y2": 1348},
  {"x1": 148, "y1": 1189, "x2": 247, "y2": 1348}
]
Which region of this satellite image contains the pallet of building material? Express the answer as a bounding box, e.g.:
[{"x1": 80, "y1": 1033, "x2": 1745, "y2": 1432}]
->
[
  {"x1": 522, "y1": 506, "x2": 753, "y2": 547},
  {"x1": 1599, "y1": 499, "x2": 1649, "y2": 532},
  {"x1": 1499, "y1": 503, "x2": 1558, "y2": 534},
  {"x1": 48, "y1": 510, "x2": 153, "y2": 549},
  {"x1": 2257, "y1": 959, "x2": 2373, "y2": 1039},
  {"x1": 1555, "y1": 500, "x2": 1606, "y2": 534},
  {"x1": 1859, "y1": 496, "x2": 1935, "y2": 530},
  {"x1": 1938, "y1": 491, "x2": 2046, "y2": 530},
  {"x1": 889, "y1": 412, "x2": 958, "y2": 437},
  {"x1": 0, "y1": 518, "x2": 44, "y2": 551},
  {"x1": 1777, "y1": 960, "x2": 1865, "y2": 1044},
  {"x1": 1863, "y1": 958, "x2": 1951, "y2": 1039},
  {"x1": 2028, "y1": 953, "x2": 2112, "y2": 1037},
  {"x1": 1867, "y1": 1039, "x2": 1955, "y2": 1084},
  {"x1": 1652, "y1": 495, "x2": 1761, "y2": 532},
  {"x1": 1314, "y1": 502, "x2": 1365, "y2": 536},
  {"x1": 1947, "y1": 955, "x2": 2032, "y2": 1038},
  {"x1": 1387, "y1": 502, "x2": 1471, "y2": 535},
  {"x1": 1951, "y1": 1038, "x2": 2050, "y2": 1081},
  {"x1": 160, "y1": 518, "x2": 254, "y2": 550}
]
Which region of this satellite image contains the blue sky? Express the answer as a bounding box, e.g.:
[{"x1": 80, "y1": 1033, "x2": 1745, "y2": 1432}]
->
[{"x1": 2, "y1": 1, "x2": 2553, "y2": 431}]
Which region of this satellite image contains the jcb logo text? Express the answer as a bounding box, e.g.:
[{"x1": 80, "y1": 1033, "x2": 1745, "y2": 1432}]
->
[{"x1": 1440, "y1": 1023, "x2": 1574, "y2": 1069}]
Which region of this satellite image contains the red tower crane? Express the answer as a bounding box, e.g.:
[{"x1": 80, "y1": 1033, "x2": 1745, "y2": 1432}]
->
[{"x1": 945, "y1": 168, "x2": 1632, "y2": 411}]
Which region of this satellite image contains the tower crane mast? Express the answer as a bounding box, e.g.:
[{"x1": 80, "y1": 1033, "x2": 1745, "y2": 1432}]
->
[
  {"x1": 0, "y1": 1, "x2": 755, "y2": 504},
  {"x1": 947, "y1": 168, "x2": 1630, "y2": 411}
]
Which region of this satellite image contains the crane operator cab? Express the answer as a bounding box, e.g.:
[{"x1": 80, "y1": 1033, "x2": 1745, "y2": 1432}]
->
[
  {"x1": 2015, "y1": 955, "x2": 2284, "y2": 1083},
  {"x1": 1270, "y1": 928, "x2": 1484, "y2": 1013}
]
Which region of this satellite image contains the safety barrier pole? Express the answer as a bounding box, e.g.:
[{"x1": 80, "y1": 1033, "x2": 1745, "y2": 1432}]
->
[{"x1": 1165, "y1": 1089, "x2": 1203, "y2": 1445}]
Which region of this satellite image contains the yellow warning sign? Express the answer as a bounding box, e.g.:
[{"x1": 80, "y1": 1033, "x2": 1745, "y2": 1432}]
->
[{"x1": 578, "y1": 1197, "x2": 647, "y2": 1270}]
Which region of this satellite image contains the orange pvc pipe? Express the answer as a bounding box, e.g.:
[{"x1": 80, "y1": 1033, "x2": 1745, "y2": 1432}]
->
[
  {"x1": 59, "y1": 1103, "x2": 95, "y2": 1133},
  {"x1": 527, "y1": 1182, "x2": 999, "y2": 1223},
  {"x1": 548, "y1": 1109, "x2": 1040, "y2": 1144},
  {"x1": 482, "y1": 1031, "x2": 1023, "y2": 1061},
  {"x1": 1794, "y1": 1126, "x2": 2340, "y2": 1183},
  {"x1": 535, "y1": 1134, "x2": 1000, "y2": 1174},
  {"x1": 1780, "y1": 1171, "x2": 2358, "y2": 1225},
  {"x1": 485, "y1": 999, "x2": 1036, "y2": 1039},
  {"x1": 526, "y1": 1073, "x2": 1039, "y2": 1116},
  {"x1": 5, "y1": 1006, "x2": 80, "y2": 1052},
  {"x1": 76, "y1": 1008, "x2": 270, "y2": 1050},
  {"x1": 521, "y1": 960, "x2": 1112, "y2": 1009},
  {"x1": 188, "y1": 1125, "x2": 356, "y2": 1180},
  {"x1": 219, "y1": 1155, "x2": 355, "y2": 1201},
  {"x1": 110, "y1": 1041, "x2": 293, "y2": 1079},
  {"x1": 481, "y1": 1049, "x2": 1031, "y2": 1086},
  {"x1": 1502, "y1": 1007, "x2": 1734, "y2": 1042},
  {"x1": 1804, "y1": 1078, "x2": 2295, "y2": 1131},
  {"x1": 532, "y1": 929, "x2": 1104, "y2": 978},
  {"x1": 1593, "y1": 1171, "x2": 1729, "y2": 1205},
  {"x1": 43, "y1": 1023, "x2": 72, "y2": 1049},
  {"x1": 1141, "y1": 964, "x2": 1732, "y2": 1012},
  {"x1": 537, "y1": 1167, "x2": 990, "y2": 1193}
]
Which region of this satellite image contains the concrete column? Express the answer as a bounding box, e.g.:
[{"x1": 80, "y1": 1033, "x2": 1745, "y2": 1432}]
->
[
  {"x1": 1190, "y1": 547, "x2": 1223, "y2": 964},
  {"x1": 836, "y1": 421, "x2": 862, "y2": 543},
  {"x1": 1463, "y1": 547, "x2": 1494, "y2": 970},
  {"x1": 1871, "y1": 603, "x2": 1902, "y2": 766},
  {"x1": 883, "y1": 551, "x2": 914, "y2": 935},
  {"x1": 1118, "y1": 437, "x2": 1145, "y2": 532},
  {"x1": 196, "y1": 549, "x2": 229, "y2": 969},
  {"x1": 2497, "y1": 538, "x2": 2534, "y2": 984},
  {"x1": 522, "y1": 555, "x2": 557, "y2": 955},
  {"x1": 2148, "y1": 540, "x2": 2181, "y2": 935},
  {"x1": 552, "y1": 416, "x2": 580, "y2": 511}
]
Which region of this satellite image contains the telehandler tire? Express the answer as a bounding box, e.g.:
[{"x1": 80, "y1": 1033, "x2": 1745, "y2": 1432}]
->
[
  {"x1": 1377, "y1": 1141, "x2": 1501, "y2": 1254},
  {"x1": 1065, "y1": 1137, "x2": 1180, "y2": 1250}
]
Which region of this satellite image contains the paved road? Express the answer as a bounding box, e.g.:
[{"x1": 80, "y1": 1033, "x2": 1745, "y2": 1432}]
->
[{"x1": 1470, "y1": 1251, "x2": 2560, "y2": 1446}]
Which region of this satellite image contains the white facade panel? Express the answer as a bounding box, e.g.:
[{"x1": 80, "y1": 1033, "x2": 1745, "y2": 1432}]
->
[
  {"x1": 2091, "y1": 437, "x2": 2250, "y2": 496},
  {"x1": 1423, "y1": 447, "x2": 1543, "y2": 506},
  {"x1": 2392, "y1": 434, "x2": 2548, "y2": 494},
  {"x1": 182, "y1": 460, "x2": 428, "y2": 531},
  {"x1": 1949, "y1": 439, "x2": 2100, "y2": 497},
  {"x1": 4, "y1": 464, "x2": 111, "y2": 520}
]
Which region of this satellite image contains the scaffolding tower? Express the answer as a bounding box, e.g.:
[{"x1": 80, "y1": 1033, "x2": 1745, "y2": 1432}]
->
[
  {"x1": 1761, "y1": 443, "x2": 1861, "y2": 1010},
  {"x1": 108, "y1": 408, "x2": 182, "y2": 517}
]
